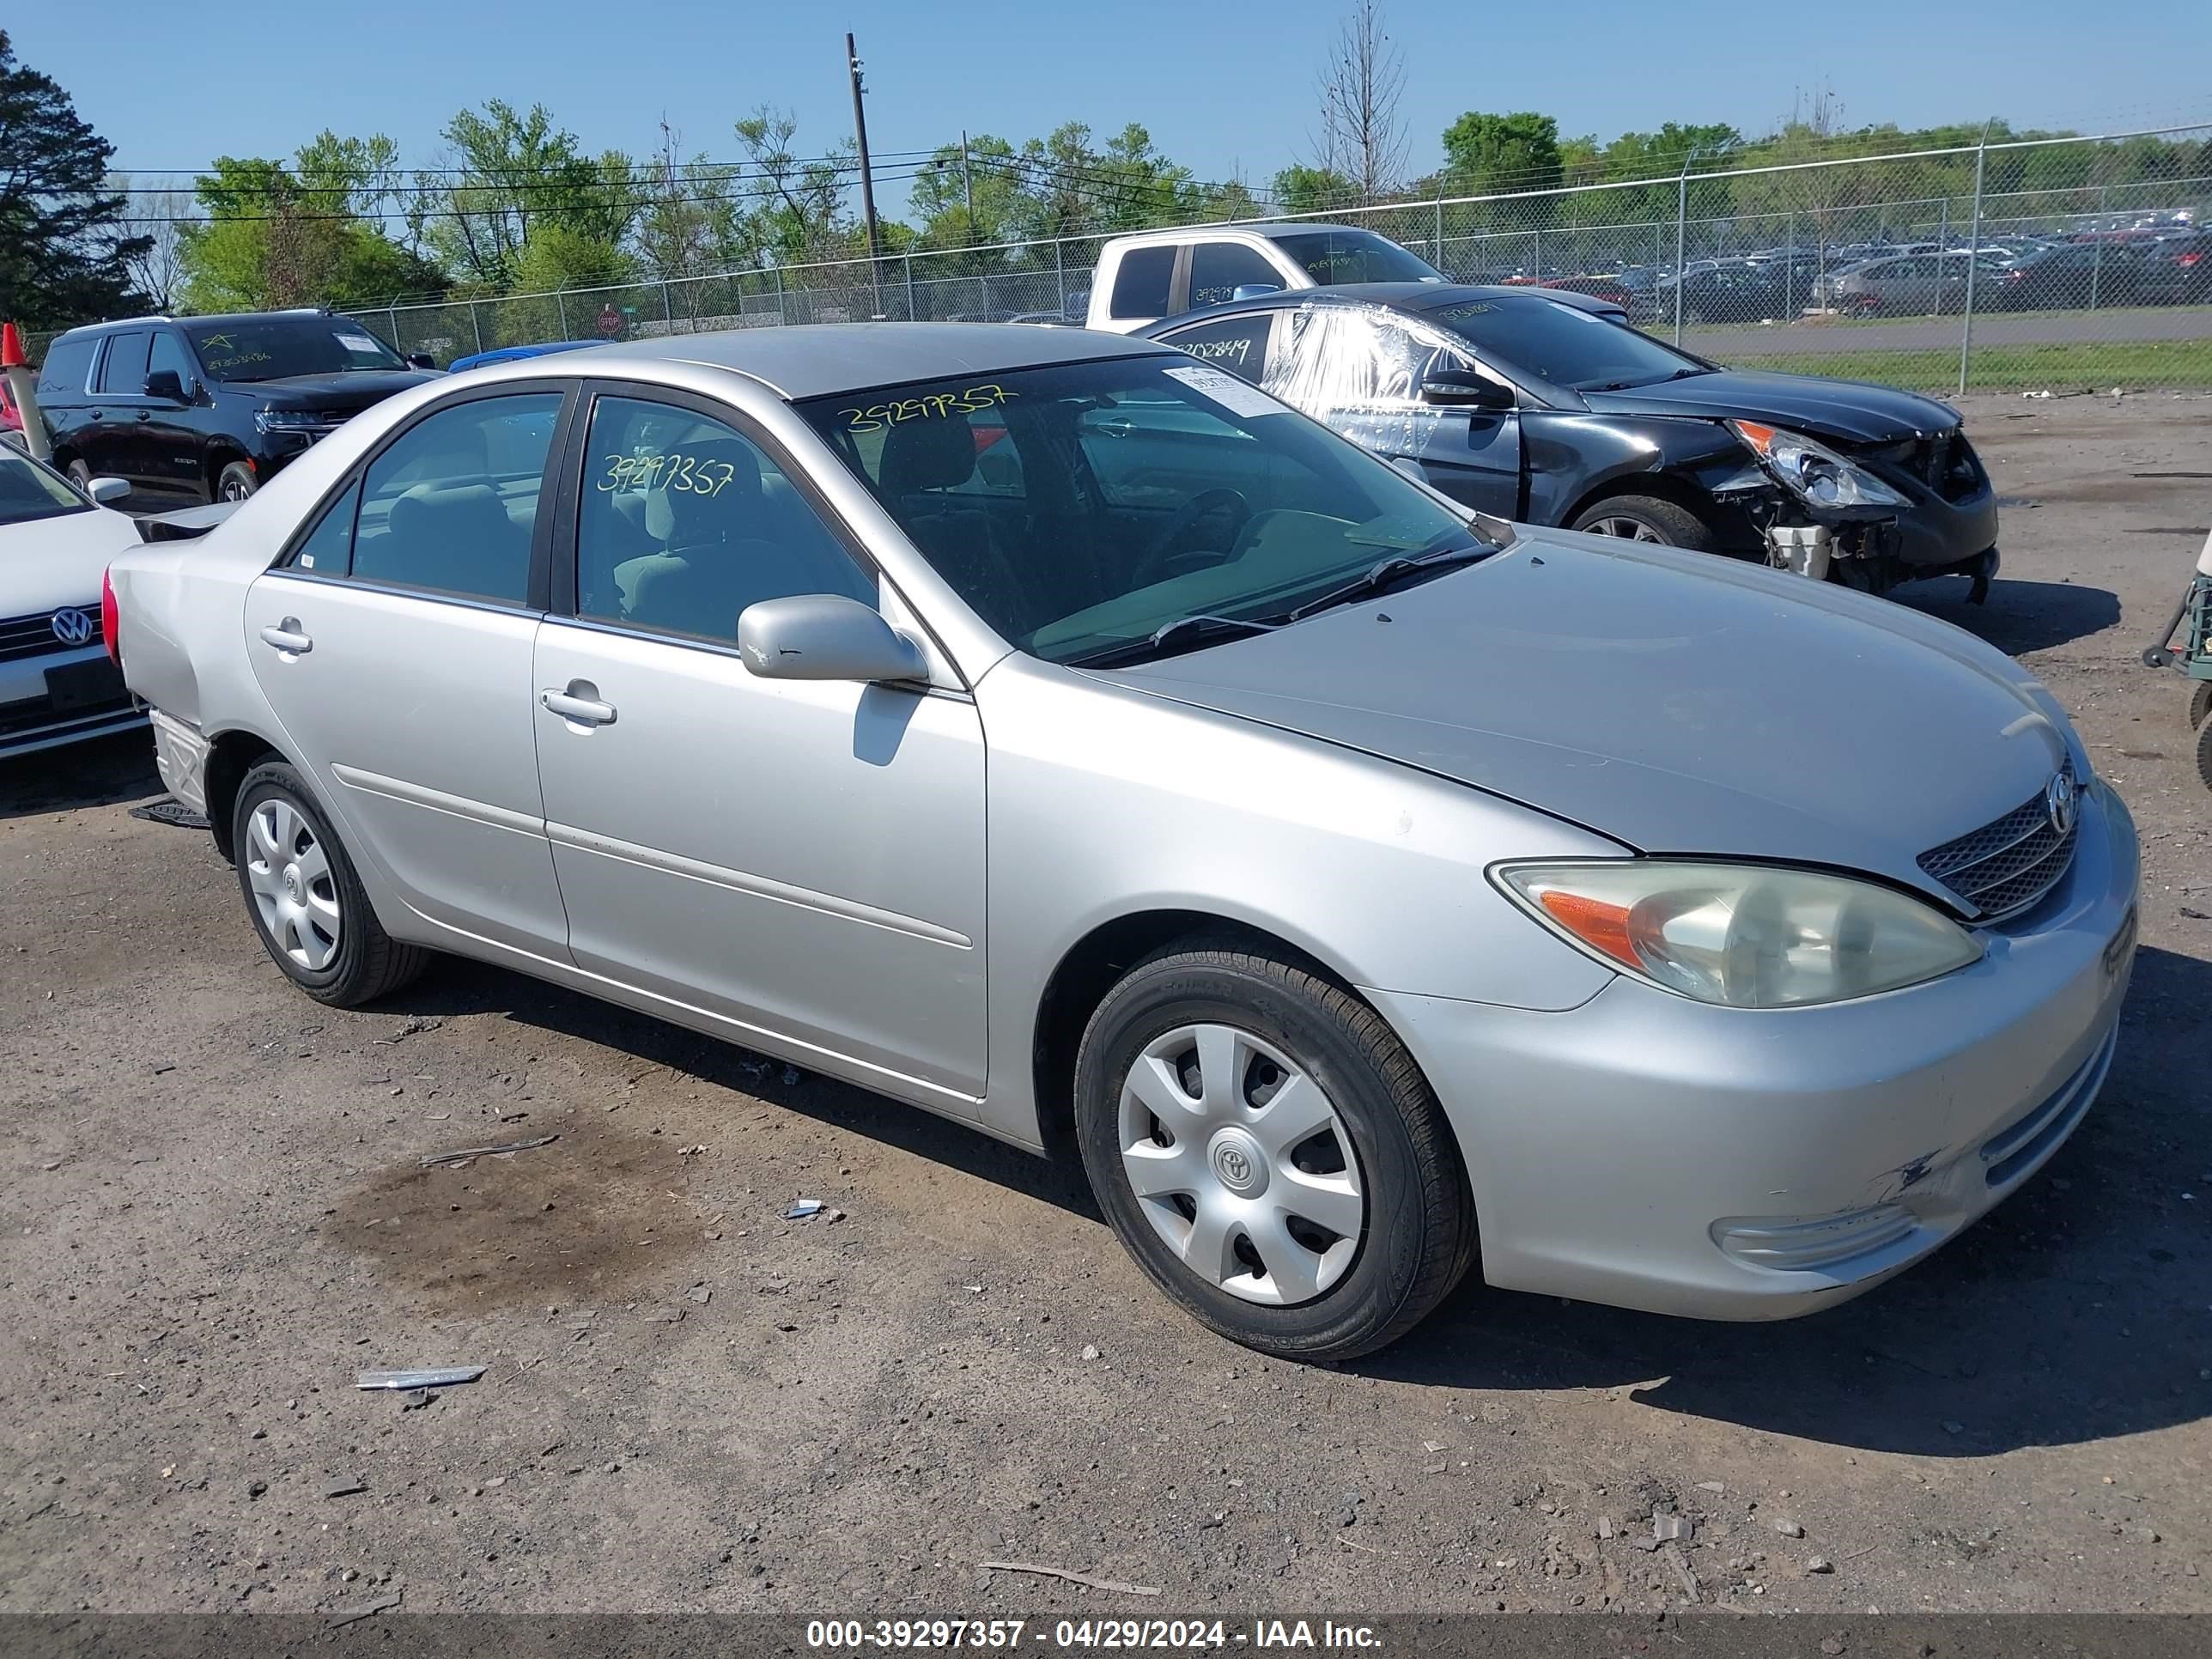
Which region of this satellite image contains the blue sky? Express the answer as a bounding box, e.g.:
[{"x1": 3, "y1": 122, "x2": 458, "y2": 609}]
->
[{"x1": 17, "y1": 0, "x2": 2211, "y2": 216}]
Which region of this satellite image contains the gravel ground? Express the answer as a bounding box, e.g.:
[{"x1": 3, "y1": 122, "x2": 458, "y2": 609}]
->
[{"x1": 3, "y1": 392, "x2": 2209, "y2": 1619}]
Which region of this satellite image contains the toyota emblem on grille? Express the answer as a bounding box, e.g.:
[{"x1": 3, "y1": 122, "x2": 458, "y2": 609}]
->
[
  {"x1": 2044, "y1": 771, "x2": 2076, "y2": 838},
  {"x1": 50, "y1": 607, "x2": 95, "y2": 646}
]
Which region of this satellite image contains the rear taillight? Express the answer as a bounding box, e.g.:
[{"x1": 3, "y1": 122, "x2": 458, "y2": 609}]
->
[
  {"x1": 100, "y1": 567, "x2": 120, "y2": 664},
  {"x1": 2179, "y1": 251, "x2": 2203, "y2": 267}
]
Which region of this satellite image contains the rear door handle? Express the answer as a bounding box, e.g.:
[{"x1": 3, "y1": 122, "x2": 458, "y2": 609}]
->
[
  {"x1": 541, "y1": 685, "x2": 617, "y2": 726},
  {"x1": 259, "y1": 619, "x2": 312, "y2": 655}
]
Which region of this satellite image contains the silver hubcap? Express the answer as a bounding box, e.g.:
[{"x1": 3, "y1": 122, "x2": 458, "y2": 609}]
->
[
  {"x1": 1118, "y1": 1023, "x2": 1364, "y2": 1306},
  {"x1": 222, "y1": 477, "x2": 252, "y2": 501},
  {"x1": 245, "y1": 799, "x2": 342, "y2": 971},
  {"x1": 1587, "y1": 515, "x2": 1665, "y2": 543}
]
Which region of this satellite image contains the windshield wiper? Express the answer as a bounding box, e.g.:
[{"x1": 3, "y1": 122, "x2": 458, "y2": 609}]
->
[
  {"x1": 1285, "y1": 543, "x2": 1498, "y2": 623},
  {"x1": 1068, "y1": 613, "x2": 1281, "y2": 669}
]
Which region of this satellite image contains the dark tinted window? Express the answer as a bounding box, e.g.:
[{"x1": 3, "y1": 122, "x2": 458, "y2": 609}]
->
[
  {"x1": 1188, "y1": 242, "x2": 1283, "y2": 309},
  {"x1": 799, "y1": 357, "x2": 1474, "y2": 664},
  {"x1": 1431, "y1": 297, "x2": 1702, "y2": 392},
  {"x1": 36, "y1": 336, "x2": 97, "y2": 398},
  {"x1": 0, "y1": 447, "x2": 92, "y2": 526},
  {"x1": 1157, "y1": 313, "x2": 1273, "y2": 383},
  {"x1": 149, "y1": 331, "x2": 197, "y2": 391},
  {"x1": 1273, "y1": 230, "x2": 1443, "y2": 285},
  {"x1": 185, "y1": 317, "x2": 407, "y2": 382},
  {"x1": 576, "y1": 396, "x2": 872, "y2": 640},
  {"x1": 349, "y1": 394, "x2": 561, "y2": 603},
  {"x1": 95, "y1": 331, "x2": 152, "y2": 395},
  {"x1": 1109, "y1": 246, "x2": 1177, "y2": 319},
  {"x1": 286, "y1": 480, "x2": 361, "y2": 575}
]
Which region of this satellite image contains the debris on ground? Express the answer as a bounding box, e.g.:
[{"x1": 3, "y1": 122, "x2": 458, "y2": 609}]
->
[
  {"x1": 1654, "y1": 1515, "x2": 1692, "y2": 1541},
  {"x1": 399, "y1": 1389, "x2": 436, "y2": 1411},
  {"x1": 417, "y1": 1134, "x2": 556, "y2": 1170},
  {"x1": 1805, "y1": 1556, "x2": 1836, "y2": 1575},
  {"x1": 328, "y1": 1592, "x2": 403, "y2": 1627},
  {"x1": 1775, "y1": 1519, "x2": 1806, "y2": 1538},
  {"x1": 978, "y1": 1560, "x2": 1160, "y2": 1595},
  {"x1": 356, "y1": 1366, "x2": 486, "y2": 1391},
  {"x1": 1080, "y1": 1344, "x2": 1101, "y2": 1361},
  {"x1": 127, "y1": 799, "x2": 211, "y2": 830},
  {"x1": 324, "y1": 1477, "x2": 368, "y2": 1498},
  {"x1": 783, "y1": 1198, "x2": 826, "y2": 1219}
]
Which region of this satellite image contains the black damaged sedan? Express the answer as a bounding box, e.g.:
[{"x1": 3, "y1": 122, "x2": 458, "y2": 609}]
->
[{"x1": 1141, "y1": 283, "x2": 1999, "y2": 599}]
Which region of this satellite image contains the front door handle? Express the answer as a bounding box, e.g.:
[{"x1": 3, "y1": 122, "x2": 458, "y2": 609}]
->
[
  {"x1": 258, "y1": 618, "x2": 312, "y2": 655},
  {"x1": 541, "y1": 684, "x2": 617, "y2": 727}
]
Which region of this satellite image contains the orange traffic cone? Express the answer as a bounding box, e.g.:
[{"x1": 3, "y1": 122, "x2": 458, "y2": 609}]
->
[
  {"x1": 2, "y1": 320, "x2": 54, "y2": 460},
  {"x1": 0, "y1": 320, "x2": 23, "y2": 368}
]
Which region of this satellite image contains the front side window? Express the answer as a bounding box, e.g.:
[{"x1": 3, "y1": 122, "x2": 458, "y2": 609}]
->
[
  {"x1": 1188, "y1": 242, "x2": 1284, "y2": 309},
  {"x1": 576, "y1": 396, "x2": 872, "y2": 641},
  {"x1": 184, "y1": 318, "x2": 407, "y2": 383},
  {"x1": 1273, "y1": 229, "x2": 1443, "y2": 286},
  {"x1": 1157, "y1": 313, "x2": 1273, "y2": 384},
  {"x1": 799, "y1": 356, "x2": 1480, "y2": 665},
  {"x1": 1109, "y1": 246, "x2": 1177, "y2": 319},
  {"x1": 0, "y1": 447, "x2": 93, "y2": 527},
  {"x1": 149, "y1": 331, "x2": 198, "y2": 392},
  {"x1": 347, "y1": 393, "x2": 562, "y2": 603},
  {"x1": 1432, "y1": 296, "x2": 1705, "y2": 392},
  {"x1": 95, "y1": 331, "x2": 151, "y2": 395}
]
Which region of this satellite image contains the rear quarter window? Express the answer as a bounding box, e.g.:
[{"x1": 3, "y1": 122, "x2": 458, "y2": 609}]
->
[
  {"x1": 37, "y1": 336, "x2": 97, "y2": 398},
  {"x1": 1109, "y1": 246, "x2": 1177, "y2": 319}
]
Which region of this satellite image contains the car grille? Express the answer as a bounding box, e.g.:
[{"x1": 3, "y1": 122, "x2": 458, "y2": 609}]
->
[
  {"x1": 0, "y1": 607, "x2": 99, "y2": 664},
  {"x1": 1917, "y1": 761, "x2": 2079, "y2": 921}
]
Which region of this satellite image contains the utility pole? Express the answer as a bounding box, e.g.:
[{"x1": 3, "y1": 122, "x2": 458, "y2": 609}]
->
[
  {"x1": 961, "y1": 131, "x2": 975, "y2": 239},
  {"x1": 846, "y1": 32, "x2": 884, "y2": 313}
]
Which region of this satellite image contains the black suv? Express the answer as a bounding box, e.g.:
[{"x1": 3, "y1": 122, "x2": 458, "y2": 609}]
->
[{"x1": 35, "y1": 311, "x2": 440, "y2": 507}]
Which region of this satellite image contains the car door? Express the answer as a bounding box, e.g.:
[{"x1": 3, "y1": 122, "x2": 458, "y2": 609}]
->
[
  {"x1": 137, "y1": 330, "x2": 208, "y2": 503},
  {"x1": 531, "y1": 387, "x2": 990, "y2": 1102},
  {"x1": 1260, "y1": 303, "x2": 1521, "y2": 516},
  {"x1": 241, "y1": 386, "x2": 575, "y2": 959},
  {"x1": 82, "y1": 329, "x2": 153, "y2": 490},
  {"x1": 1186, "y1": 240, "x2": 1288, "y2": 310}
]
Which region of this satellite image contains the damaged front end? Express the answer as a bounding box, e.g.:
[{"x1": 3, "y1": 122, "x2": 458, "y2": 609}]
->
[{"x1": 1715, "y1": 418, "x2": 2001, "y2": 600}]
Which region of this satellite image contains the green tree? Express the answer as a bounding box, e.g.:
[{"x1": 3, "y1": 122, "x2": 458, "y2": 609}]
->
[
  {"x1": 427, "y1": 100, "x2": 635, "y2": 288},
  {"x1": 0, "y1": 29, "x2": 147, "y2": 328},
  {"x1": 732, "y1": 107, "x2": 856, "y2": 268},
  {"x1": 1440, "y1": 111, "x2": 1564, "y2": 195},
  {"x1": 1271, "y1": 163, "x2": 1356, "y2": 215},
  {"x1": 910, "y1": 134, "x2": 1024, "y2": 252}
]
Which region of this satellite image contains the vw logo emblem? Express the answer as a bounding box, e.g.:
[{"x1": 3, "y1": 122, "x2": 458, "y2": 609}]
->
[
  {"x1": 2045, "y1": 771, "x2": 2076, "y2": 838},
  {"x1": 51, "y1": 607, "x2": 95, "y2": 647}
]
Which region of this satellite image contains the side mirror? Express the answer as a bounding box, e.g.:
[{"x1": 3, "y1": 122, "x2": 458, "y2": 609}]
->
[
  {"x1": 1421, "y1": 372, "x2": 1515, "y2": 410},
  {"x1": 737, "y1": 593, "x2": 927, "y2": 684},
  {"x1": 87, "y1": 476, "x2": 131, "y2": 505},
  {"x1": 406, "y1": 352, "x2": 438, "y2": 370},
  {"x1": 1231, "y1": 283, "x2": 1284, "y2": 301},
  {"x1": 143, "y1": 368, "x2": 188, "y2": 403}
]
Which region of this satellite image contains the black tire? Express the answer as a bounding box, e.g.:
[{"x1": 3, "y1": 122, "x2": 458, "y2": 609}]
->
[
  {"x1": 232, "y1": 761, "x2": 428, "y2": 1006},
  {"x1": 216, "y1": 461, "x2": 257, "y2": 502},
  {"x1": 2197, "y1": 708, "x2": 2212, "y2": 796},
  {"x1": 64, "y1": 458, "x2": 92, "y2": 489},
  {"x1": 1570, "y1": 493, "x2": 1720, "y2": 550},
  {"x1": 1073, "y1": 942, "x2": 1474, "y2": 1362}
]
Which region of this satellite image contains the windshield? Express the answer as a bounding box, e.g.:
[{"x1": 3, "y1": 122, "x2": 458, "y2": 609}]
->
[
  {"x1": 1274, "y1": 229, "x2": 1444, "y2": 286},
  {"x1": 0, "y1": 447, "x2": 93, "y2": 527},
  {"x1": 797, "y1": 355, "x2": 1483, "y2": 665},
  {"x1": 1431, "y1": 297, "x2": 1705, "y2": 392},
  {"x1": 183, "y1": 318, "x2": 408, "y2": 382}
]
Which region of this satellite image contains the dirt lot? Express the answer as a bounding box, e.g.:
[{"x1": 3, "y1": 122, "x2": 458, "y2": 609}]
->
[{"x1": 3, "y1": 393, "x2": 2209, "y2": 1620}]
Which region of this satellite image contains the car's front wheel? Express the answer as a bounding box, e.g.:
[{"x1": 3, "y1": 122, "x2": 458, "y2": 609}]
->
[
  {"x1": 1073, "y1": 942, "x2": 1474, "y2": 1361},
  {"x1": 216, "y1": 461, "x2": 257, "y2": 502},
  {"x1": 1570, "y1": 493, "x2": 1719, "y2": 550},
  {"x1": 232, "y1": 761, "x2": 428, "y2": 1006}
]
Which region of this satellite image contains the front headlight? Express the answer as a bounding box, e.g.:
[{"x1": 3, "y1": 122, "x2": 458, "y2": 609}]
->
[
  {"x1": 1492, "y1": 860, "x2": 1983, "y2": 1008},
  {"x1": 255, "y1": 409, "x2": 325, "y2": 432},
  {"x1": 1729, "y1": 420, "x2": 1908, "y2": 513}
]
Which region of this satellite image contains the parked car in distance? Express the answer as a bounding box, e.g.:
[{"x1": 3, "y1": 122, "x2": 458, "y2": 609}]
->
[
  {"x1": 1143, "y1": 284, "x2": 2000, "y2": 597},
  {"x1": 2135, "y1": 230, "x2": 2212, "y2": 305},
  {"x1": 108, "y1": 323, "x2": 2136, "y2": 1360},
  {"x1": 1655, "y1": 258, "x2": 1810, "y2": 325},
  {"x1": 1814, "y1": 250, "x2": 2010, "y2": 315},
  {"x1": 1085, "y1": 222, "x2": 1444, "y2": 333},
  {"x1": 446, "y1": 339, "x2": 605, "y2": 374},
  {"x1": 37, "y1": 311, "x2": 441, "y2": 508},
  {"x1": 0, "y1": 444, "x2": 145, "y2": 757},
  {"x1": 1980, "y1": 240, "x2": 2149, "y2": 311}
]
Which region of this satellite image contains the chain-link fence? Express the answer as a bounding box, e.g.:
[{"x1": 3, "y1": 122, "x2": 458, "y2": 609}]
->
[{"x1": 328, "y1": 122, "x2": 2195, "y2": 395}]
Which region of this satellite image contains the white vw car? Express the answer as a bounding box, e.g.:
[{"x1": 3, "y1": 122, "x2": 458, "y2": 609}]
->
[{"x1": 0, "y1": 446, "x2": 143, "y2": 759}]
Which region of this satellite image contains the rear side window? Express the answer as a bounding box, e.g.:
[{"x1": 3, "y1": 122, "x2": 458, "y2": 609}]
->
[
  {"x1": 348, "y1": 393, "x2": 562, "y2": 604},
  {"x1": 37, "y1": 336, "x2": 97, "y2": 398},
  {"x1": 1188, "y1": 241, "x2": 1282, "y2": 309},
  {"x1": 1157, "y1": 313, "x2": 1273, "y2": 383},
  {"x1": 1109, "y1": 246, "x2": 1177, "y2": 319},
  {"x1": 287, "y1": 480, "x2": 362, "y2": 575},
  {"x1": 95, "y1": 331, "x2": 152, "y2": 395}
]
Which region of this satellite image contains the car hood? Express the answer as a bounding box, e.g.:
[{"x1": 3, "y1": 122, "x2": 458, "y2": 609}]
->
[
  {"x1": 1, "y1": 507, "x2": 143, "y2": 614},
  {"x1": 1104, "y1": 534, "x2": 2068, "y2": 907},
  {"x1": 1579, "y1": 369, "x2": 1959, "y2": 444},
  {"x1": 246, "y1": 369, "x2": 441, "y2": 412}
]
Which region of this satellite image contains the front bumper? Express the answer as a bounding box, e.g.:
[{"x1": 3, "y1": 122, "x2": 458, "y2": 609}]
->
[
  {"x1": 1370, "y1": 781, "x2": 2139, "y2": 1321},
  {"x1": 0, "y1": 640, "x2": 145, "y2": 760}
]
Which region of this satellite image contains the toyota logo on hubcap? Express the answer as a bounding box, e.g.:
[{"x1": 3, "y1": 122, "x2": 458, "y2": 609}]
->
[
  {"x1": 1207, "y1": 1127, "x2": 1268, "y2": 1197},
  {"x1": 51, "y1": 607, "x2": 95, "y2": 646}
]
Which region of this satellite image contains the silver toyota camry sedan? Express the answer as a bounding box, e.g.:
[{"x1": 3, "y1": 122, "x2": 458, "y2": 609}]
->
[{"x1": 105, "y1": 324, "x2": 2138, "y2": 1361}]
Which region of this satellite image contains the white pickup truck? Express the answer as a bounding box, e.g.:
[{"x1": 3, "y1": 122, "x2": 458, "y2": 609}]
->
[{"x1": 1083, "y1": 223, "x2": 1447, "y2": 332}]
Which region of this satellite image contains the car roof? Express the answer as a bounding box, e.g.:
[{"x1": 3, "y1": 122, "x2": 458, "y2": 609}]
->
[
  {"x1": 561, "y1": 321, "x2": 1170, "y2": 400},
  {"x1": 57, "y1": 309, "x2": 341, "y2": 337},
  {"x1": 1143, "y1": 282, "x2": 1629, "y2": 326},
  {"x1": 1111, "y1": 222, "x2": 1382, "y2": 246}
]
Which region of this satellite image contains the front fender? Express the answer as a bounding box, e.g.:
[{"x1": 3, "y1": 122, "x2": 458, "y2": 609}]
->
[{"x1": 1522, "y1": 411, "x2": 1746, "y2": 527}]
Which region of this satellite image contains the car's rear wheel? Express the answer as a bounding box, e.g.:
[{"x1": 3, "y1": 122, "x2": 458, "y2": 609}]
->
[
  {"x1": 232, "y1": 761, "x2": 428, "y2": 1006},
  {"x1": 1571, "y1": 494, "x2": 1719, "y2": 550},
  {"x1": 216, "y1": 461, "x2": 257, "y2": 501},
  {"x1": 1073, "y1": 941, "x2": 1474, "y2": 1361}
]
